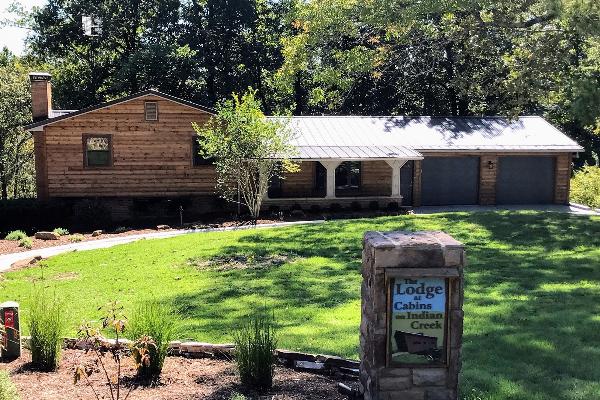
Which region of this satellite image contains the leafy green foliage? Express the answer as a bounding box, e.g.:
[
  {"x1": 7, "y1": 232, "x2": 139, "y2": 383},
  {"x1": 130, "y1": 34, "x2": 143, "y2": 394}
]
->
[
  {"x1": 68, "y1": 234, "x2": 84, "y2": 243},
  {"x1": 0, "y1": 49, "x2": 36, "y2": 200},
  {"x1": 193, "y1": 89, "x2": 298, "y2": 219},
  {"x1": 52, "y1": 228, "x2": 69, "y2": 236},
  {"x1": 4, "y1": 230, "x2": 26, "y2": 241},
  {"x1": 18, "y1": 237, "x2": 32, "y2": 249},
  {"x1": 0, "y1": 370, "x2": 19, "y2": 400},
  {"x1": 28, "y1": 289, "x2": 65, "y2": 371},
  {"x1": 233, "y1": 311, "x2": 277, "y2": 391},
  {"x1": 129, "y1": 300, "x2": 178, "y2": 379},
  {"x1": 571, "y1": 165, "x2": 600, "y2": 208},
  {"x1": 75, "y1": 301, "x2": 130, "y2": 400}
]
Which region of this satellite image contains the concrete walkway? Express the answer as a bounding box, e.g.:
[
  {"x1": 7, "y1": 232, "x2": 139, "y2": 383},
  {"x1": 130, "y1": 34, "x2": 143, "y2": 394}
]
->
[
  {"x1": 1, "y1": 203, "x2": 597, "y2": 272},
  {"x1": 0, "y1": 220, "x2": 325, "y2": 272},
  {"x1": 414, "y1": 203, "x2": 600, "y2": 216}
]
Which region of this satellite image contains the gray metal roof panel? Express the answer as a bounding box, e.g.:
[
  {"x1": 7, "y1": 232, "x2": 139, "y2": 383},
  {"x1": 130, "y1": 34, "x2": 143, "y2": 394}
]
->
[{"x1": 280, "y1": 116, "x2": 583, "y2": 152}]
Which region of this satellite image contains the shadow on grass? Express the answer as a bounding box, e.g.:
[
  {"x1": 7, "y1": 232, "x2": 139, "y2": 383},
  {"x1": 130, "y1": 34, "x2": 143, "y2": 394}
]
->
[{"x1": 162, "y1": 212, "x2": 600, "y2": 399}]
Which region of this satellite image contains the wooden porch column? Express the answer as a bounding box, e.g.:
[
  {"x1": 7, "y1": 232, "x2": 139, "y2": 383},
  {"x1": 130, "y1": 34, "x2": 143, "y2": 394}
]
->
[
  {"x1": 321, "y1": 160, "x2": 341, "y2": 199},
  {"x1": 385, "y1": 160, "x2": 407, "y2": 198}
]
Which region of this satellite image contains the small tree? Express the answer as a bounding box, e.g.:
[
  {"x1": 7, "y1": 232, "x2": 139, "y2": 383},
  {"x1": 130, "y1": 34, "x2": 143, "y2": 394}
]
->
[{"x1": 193, "y1": 89, "x2": 298, "y2": 220}]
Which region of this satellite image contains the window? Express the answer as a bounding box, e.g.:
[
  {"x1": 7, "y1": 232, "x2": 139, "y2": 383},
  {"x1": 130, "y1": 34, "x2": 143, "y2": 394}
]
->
[
  {"x1": 144, "y1": 101, "x2": 158, "y2": 121},
  {"x1": 192, "y1": 137, "x2": 213, "y2": 166},
  {"x1": 84, "y1": 135, "x2": 111, "y2": 167},
  {"x1": 314, "y1": 162, "x2": 326, "y2": 192},
  {"x1": 335, "y1": 161, "x2": 361, "y2": 191}
]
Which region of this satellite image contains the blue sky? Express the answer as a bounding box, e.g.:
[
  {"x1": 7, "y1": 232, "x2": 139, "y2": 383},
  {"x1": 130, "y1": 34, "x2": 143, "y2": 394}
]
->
[{"x1": 1, "y1": 0, "x2": 47, "y2": 55}]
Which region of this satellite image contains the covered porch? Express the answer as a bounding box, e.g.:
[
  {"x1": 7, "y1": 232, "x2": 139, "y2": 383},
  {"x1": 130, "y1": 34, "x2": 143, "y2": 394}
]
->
[{"x1": 263, "y1": 145, "x2": 423, "y2": 210}]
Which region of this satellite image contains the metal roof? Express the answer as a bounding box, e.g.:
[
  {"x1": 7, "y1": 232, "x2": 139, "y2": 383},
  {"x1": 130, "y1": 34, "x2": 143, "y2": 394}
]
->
[
  {"x1": 295, "y1": 145, "x2": 422, "y2": 160},
  {"x1": 281, "y1": 116, "x2": 583, "y2": 153}
]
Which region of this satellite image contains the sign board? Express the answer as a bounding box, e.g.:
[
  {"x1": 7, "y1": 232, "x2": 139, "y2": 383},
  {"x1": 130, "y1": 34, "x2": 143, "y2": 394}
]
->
[{"x1": 388, "y1": 278, "x2": 447, "y2": 365}]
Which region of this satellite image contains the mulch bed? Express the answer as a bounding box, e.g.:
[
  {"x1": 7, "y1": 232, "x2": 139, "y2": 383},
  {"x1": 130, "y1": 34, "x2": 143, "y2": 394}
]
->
[{"x1": 0, "y1": 349, "x2": 357, "y2": 400}]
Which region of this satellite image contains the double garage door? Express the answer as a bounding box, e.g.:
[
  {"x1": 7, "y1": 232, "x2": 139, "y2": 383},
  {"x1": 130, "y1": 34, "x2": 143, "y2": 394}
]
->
[{"x1": 420, "y1": 156, "x2": 555, "y2": 206}]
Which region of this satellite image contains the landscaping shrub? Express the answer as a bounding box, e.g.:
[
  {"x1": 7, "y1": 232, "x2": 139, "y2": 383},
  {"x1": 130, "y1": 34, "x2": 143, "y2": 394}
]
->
[
  {"x1": 309, "y1": 204, "x2": 321, "y2": 213},
  {"x1": 29, "y1": 290, "x2": 66, "y2": 371},
  {"x1": 233, "y1": 312, "x2": 277, "y2": 391},
  {"x1": 368, "y1": 201, "x2": 379, "y2": 211},
  {"x1": 0, "y1": 370, "x2": 19, "y2": 400},
  {"x1": 329, "y1": 203, "x2": 342, "y2": 212},
  {"x1": 72, "y1": 199, "x2": 112, "y2": 229},
  {"x1": 68, "y1": 234, "x2": 84, "y2": 243},
  {"x1": 571, "y1": 165, "x2": 600, "y2": 208},
  {"x1": 129, "y1": 300, "x2": 178, "y2": 379},
  {"x1": 18, "y1": 237, "x2": 32, "y2": 249},
  {"x1": 113, "y1": 226, "x2": 129, "y2": 234},
  {"x1": 387, "y1": 201, "x2": 399, "y2": 211},
  {"x1": 52, "y1": 227, "x2": 69, "y2": 236},
  {"x1": 4, "y1": 230, "x2": 27, "y2": 241}
]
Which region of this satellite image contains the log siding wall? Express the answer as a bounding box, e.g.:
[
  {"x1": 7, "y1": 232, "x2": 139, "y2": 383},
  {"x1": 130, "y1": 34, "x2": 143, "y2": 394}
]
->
[{"x1": 40, "y1": 95, "x2": 216, "y2": 198}]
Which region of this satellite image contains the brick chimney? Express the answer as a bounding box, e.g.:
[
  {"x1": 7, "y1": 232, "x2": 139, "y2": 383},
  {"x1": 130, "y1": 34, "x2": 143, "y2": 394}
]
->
[{"x1": 29, "y1": 72, "x2": 52, "y2": 122}]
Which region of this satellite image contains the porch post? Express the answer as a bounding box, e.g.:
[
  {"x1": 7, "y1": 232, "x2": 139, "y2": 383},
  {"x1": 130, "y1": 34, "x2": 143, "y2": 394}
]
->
[
  {"x1": 321, "y1": 160, "x2": 341, "y2": 199},
  {"x1": 385, "y1": 160, "x2": 407, "y2": 198}
]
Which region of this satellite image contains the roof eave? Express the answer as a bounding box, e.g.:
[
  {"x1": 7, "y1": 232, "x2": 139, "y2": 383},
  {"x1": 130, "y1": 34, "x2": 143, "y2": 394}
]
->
[{"x1": 23, "y1": 89, "x2": 215, "y2": 131}]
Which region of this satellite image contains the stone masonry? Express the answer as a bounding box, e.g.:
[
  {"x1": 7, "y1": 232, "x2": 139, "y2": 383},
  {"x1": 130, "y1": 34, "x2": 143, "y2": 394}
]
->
[{"x1": 360, "y1": 231, "x2": 466, "y2": 400}]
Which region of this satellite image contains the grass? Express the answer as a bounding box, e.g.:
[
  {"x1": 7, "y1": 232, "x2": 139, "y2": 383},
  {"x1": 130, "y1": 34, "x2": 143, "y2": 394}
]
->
[{"x1": 1, "y1": 211, "x2": 599, "y2": 399}]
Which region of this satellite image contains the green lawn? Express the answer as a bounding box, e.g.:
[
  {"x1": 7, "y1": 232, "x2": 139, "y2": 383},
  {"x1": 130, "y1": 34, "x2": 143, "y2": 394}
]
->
[{"x1": 1, "y1": 211, "x2": 600, "y2": 399}]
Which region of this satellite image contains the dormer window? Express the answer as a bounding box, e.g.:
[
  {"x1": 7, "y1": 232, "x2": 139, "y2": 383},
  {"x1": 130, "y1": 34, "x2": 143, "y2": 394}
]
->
[{"x1": 144, "y1": 101, "x2": 158, "y2": 121}]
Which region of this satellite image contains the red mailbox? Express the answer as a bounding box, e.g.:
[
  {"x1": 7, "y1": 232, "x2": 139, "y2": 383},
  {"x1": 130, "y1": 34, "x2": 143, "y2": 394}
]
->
[{"x1": 0, "y1": 301, "x2": 21, "y2": 360}]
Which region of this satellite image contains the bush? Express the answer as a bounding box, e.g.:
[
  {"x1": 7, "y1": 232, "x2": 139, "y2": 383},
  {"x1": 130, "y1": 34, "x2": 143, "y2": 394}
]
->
[
  {"x1": 0, "y1": 370, "x2": 19, "y2": 400},
  {"x1": 52, "y1": 227, "x2": 69, "y2": 236},
  {"x1": 329, "y1": 203, "x2": 342, "y2": 212},
  {"x1": 233, "y1": 311, "x2": 277, "y2": 391},
  {"x1": 309, "y1": 204, "x2": 321, "y2": 213},
  {"x1": 72, "y1": 199, "x2": 112, "y2": 229},
  {"x1": 129, "y1": 301, "x2": 178, "y2": 379},
  {"x1": 571, "y1": 165, "x2": 600, "y2": 208},
  {"x1": 387, "y1": 201, "x2": 399, "y2": 211},
  {"x1": 113, "y1": 226, "x2": 129, "y2": 234},
  {"x1": 68, "y1": 234, "x2": 84, "y2": 243},
  {"x1": 29, "y1": 290, "x2": 66, "y2": 371},
  {"x1": 18, "y1": 237, "x2": 32, "y2": 249},
  {"x1": 4, "y1": 230, "x2": 27, "y2": 241}
]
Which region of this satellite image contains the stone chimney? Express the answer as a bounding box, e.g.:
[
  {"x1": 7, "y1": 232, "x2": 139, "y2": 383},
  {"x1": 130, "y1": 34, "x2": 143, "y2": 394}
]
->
[{"x1": 29, "y1": 72, "x2": 52, "y2": 122}]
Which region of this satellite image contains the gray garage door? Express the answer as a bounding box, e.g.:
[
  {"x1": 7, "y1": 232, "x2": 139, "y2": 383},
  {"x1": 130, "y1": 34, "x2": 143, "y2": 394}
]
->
[
  {"x1": 421, "y1": 157, "x2": 480, "y2": 205},
  {"x1": 497, "y1": 156, "x2": 555, "y2": 204}
]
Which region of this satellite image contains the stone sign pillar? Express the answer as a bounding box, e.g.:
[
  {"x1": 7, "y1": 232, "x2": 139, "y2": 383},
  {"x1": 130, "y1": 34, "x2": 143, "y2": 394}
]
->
[{"x1": 360, "y1": 231, "x2": 465, "y2": 400}]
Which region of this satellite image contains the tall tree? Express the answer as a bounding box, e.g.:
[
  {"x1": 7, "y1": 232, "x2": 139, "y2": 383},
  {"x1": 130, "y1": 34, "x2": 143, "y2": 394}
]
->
[
  {"x1": 0, "y1": 48, "x2": 36, "y2": 199},
  {"x1": 278, "y1": 0, "x2": 600, "y2": 163}
]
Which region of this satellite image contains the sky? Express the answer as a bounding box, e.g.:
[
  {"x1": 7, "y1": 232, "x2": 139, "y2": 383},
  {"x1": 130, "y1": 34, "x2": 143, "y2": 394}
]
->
[{"x1": 0, "y1": 0, "x2": 47, "y2": 55}]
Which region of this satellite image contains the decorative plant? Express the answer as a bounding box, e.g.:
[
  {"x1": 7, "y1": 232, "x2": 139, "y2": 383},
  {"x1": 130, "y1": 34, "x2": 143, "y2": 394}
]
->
[
  {"x1": 29, "y1": 288, "x2": 65, "y2": 371},
  {"x1": 193, "y1": 89, "x2": 299, "y2": 221},
  {"x1": 68, "y1": 234, "x2": 85, "y2": 243},
  {"x1": 233, "y1": 310, "x2": 278, "y2": 391},
  {"x1": 18, "y1": 237, "x2": 32, "y2": 249},
  {"x1": 128, "y1": 300, "x2": 177, "y2": 380},
  {"x1": 4, "y1": 230, "x2": 27, "y2": 241},
  {"x1": 0, "y1": 323, "x2": 5, "y2": 357},
  {"x1": 52, "y1": 227, "x2": 69, "y2": 236},
  {"x1": 74, "y1": 301, "x2": 132, "y2": 400},
  {"x1": 0, "y1": 370, "x2": 20, "y2": 400}
]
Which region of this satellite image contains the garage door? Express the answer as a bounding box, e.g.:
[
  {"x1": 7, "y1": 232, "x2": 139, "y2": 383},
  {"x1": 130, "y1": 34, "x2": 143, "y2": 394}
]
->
[
  {"x1": 421, "y1": 157, "x2": 480, "y2": 205},
  {"x1": 497, "y1": 156, "x2": 555, "y2": 204}
]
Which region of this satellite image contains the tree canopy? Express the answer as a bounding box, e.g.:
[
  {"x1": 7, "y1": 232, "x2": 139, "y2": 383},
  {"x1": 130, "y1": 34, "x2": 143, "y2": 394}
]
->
[{"x1": 1, "y1": 0, "x2": 599, "y2": 199}]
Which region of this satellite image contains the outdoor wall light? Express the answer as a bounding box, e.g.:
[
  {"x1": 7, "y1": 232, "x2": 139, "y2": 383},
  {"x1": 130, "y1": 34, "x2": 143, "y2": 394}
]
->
[{"x1": 488, "y1": 160, "x2": 494, "y2": 169}]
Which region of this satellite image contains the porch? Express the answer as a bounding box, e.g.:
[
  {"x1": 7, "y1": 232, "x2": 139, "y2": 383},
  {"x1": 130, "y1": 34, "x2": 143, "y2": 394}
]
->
[{"x1": 263, "y1": 145, "x2": 423, "y2": 210}]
